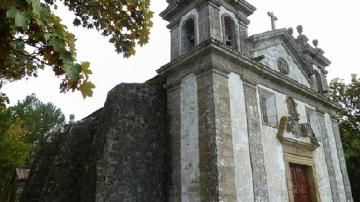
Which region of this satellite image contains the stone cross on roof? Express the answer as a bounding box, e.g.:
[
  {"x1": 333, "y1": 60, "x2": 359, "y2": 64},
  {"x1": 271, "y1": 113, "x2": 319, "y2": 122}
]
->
[{"x1": 267, "y1": 12, "x2": 278, "y2": 30}]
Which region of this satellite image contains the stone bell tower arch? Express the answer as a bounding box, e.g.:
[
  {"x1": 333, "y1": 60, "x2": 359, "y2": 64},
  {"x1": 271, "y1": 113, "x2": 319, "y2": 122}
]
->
[{"x1": 161, "y1": 0, "x2": 255, "y2": 60}]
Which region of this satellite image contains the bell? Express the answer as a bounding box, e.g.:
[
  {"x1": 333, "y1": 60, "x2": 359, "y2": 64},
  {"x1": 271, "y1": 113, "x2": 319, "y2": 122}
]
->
[{"x1": 225, "y1": 35, "x2": 232, "y2": 46}]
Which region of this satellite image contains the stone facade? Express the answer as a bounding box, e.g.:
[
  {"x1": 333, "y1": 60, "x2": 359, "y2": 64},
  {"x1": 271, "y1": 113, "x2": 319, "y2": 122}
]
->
[
  {"x1": 159, "y1": 0, "x2": 353, "y2": 201},
  {"x1": 22, "y1": 0, "x2": 353, "y2": 201}
]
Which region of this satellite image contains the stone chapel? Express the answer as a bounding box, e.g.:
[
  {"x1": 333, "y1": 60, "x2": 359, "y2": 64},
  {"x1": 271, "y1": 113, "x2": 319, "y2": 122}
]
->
[{"x1": 22, "y1": 0, "x2": 353, "y2": 202}]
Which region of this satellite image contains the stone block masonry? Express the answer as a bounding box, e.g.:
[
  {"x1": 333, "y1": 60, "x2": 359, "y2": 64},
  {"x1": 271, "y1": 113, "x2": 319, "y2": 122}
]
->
[
  {"x1": 95, "y1": 83, "x2": 168, "y2": 201},
  {"x1": 22, "y1": 82, "x2": 168, "y2": 202},
  {"x1": 21, "y1": 109, "x2": 101, "y2": 202}
]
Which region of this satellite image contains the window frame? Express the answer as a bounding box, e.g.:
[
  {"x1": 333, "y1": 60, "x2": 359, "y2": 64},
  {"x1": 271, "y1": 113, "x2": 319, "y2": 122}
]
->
[
  {"x1": 221, "y1": 14, "x2": 238, "y2": 50},
  {"x1": 258, "y1": 88, "x2": 278, "y2": 128},
  {"x1": 180, "y1": 16, "x2": 197, "y2": 54}
]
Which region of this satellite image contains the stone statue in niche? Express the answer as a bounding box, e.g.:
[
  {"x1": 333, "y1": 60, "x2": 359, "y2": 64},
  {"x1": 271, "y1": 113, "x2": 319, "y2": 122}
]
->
[
  {"x1": 277, "y1": 57, "x2": 290, "y2": 75},
  {"x1": 286, "y1": 97, "x2": 299, "y2": 121},
  {"x1": 301, "y1": 123, "x2": 320, "y2": 147},
  {"x1": 286, "y1": 97, "x2": 301, "y2": 135}
]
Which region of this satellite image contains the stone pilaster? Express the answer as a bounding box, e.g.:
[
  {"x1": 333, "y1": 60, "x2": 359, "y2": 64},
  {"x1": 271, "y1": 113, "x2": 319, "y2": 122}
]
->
[
  {"x1": 331, "y1": 119, "x2": 354, "y2": 202},
  {"x1": 195, "y1": 66, "x2": 237, "y2": 201},
  {"x1": 197, "y1": 2, "x2": 221, "y2": 43},
  {"x1": 317, "y1": 112, "x2": 340, "y2": 202},
  {"x1": 167, "y1": 83, "x2": 182, "y2": 202},
  {"x1": 170, "y1": 25, "x2": 180, "y2": 60},
  {"x1": 242, "y1": 79, "x2": 270, "y2": 202}
]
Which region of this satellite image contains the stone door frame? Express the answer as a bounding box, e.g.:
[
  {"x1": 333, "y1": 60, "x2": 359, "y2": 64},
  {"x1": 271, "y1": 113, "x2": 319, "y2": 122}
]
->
[{"x1": 283, "y1": 144, "x2": 321, "y2": 202}]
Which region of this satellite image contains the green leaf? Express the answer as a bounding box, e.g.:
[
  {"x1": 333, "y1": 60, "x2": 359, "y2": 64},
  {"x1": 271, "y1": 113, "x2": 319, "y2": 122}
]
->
[
  {"x1": 6, "y1": 7, "x2": 29, "y2": 29},
  {"x1": 79, "y1": 81, "x2": 95, "y2": 98},
  {"x1": 63, "y1": 63, "x2": 81, "y2": 80},
  {"x1": 65, "y1": 33, "x2": 76, "y2": 55},
  {"x1": 26, "y1": 0, "x2": 41, "y2": 16},
  {"x1": 15, "y1": 12, "x2": 28, "y2": 30},
  {"x1": 6, "y1": 7, "x2": 18, "y2": 19},
  {"x1": 1, "y1": 0, "x2": 155, "y2": 104},
  {"x1": 59, "y1": 51, "x2": 72, "y2": 63},
  {"x1": 32, "y1": 0, "x2": 42, "y2": 16},
  {"x1": 43, "y1": 33, "x2": 51, "y2": 41},
  {"x1": 50, "y1": 37, "x2": 66, "y2": 52},
  {"x1": 81, "y1": 62, "x2": 92, "y2": 79}
]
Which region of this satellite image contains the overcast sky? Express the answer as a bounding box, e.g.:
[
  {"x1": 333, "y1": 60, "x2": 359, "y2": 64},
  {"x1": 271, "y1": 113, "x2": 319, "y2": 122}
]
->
[{"x1": 3, "y1": 0, "x2": 360, "y2": 121}]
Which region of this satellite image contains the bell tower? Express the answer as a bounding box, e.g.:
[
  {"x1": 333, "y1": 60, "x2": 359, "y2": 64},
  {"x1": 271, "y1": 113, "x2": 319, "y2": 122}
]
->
[
  {"x1": 158, "y1": 1, "x2": 264, "y2": 202},
  {"x1": 160, "y1": 0, "x2": 256, "y2": 59}
]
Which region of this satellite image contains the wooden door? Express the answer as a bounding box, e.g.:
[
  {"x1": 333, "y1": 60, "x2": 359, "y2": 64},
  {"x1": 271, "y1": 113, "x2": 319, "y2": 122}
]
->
[{"x1": 290, "y1": 164, "x2": 313, "y2": 202}]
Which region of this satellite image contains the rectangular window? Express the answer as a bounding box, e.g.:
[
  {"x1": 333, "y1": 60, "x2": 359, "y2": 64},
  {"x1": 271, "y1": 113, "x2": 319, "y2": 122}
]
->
[
  {"x1": 259, "y1": 88, "x2": 278, "y2": 127},
  {"x1": 305, "y1": 107, "x2": 321, "y2": 141}
]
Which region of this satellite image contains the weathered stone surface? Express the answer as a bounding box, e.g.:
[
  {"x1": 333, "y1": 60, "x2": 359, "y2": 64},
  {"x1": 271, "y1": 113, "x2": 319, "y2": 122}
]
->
[
  {"x1": 212, "y1": 71, "x2": 236, "y2": 201},
  {"x1": 20, "y1": 135, "x2": 64, "y2": 202},
  {"x1": 196, "y1": 70, "x2": 220, "y2": 201},
  {"x1": 251, "y1": 44, "x2": 310, "y2": 88},
  {"x1": 228, "y1": 73, "x2": 254, "y2": 202},
  {"x1": 324, "y1": 113, "x2": 347, "y2": 201},
  {"x1": 95, "y1": 83, "x2": 168, "y2": 201},
  {"x1": 21, "y1": 110, "x2": 101, "y2": 202},
  {"x1": 180, "y1": 74, "x2": 200, "y2": 201},
  {"x1": 317, "y1": 113, "x2": 340, "y2": 202},
  {"x1": 258, "y1": 86, "x2": 289, "y2": 202},
  {"x1": 167, "y1": 84, "x2": 182, "y2": 202},
  {"x1": 194, "y1": 67, "x2": 237, "y2": 201},
  {"x1": 331, "y1": 120, "x2": 354, "y2": 202},
  {"x1": 22, "y1": 82, "x2": 168, "y2": 202},
  {"x1": 243, "y1": 80, "x2": 270, "y2": 202}
]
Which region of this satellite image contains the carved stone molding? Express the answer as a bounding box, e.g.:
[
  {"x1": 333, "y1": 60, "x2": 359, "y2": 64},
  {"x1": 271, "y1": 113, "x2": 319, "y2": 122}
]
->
[
  {"x1": 277, "y1": 116, "x2": 320, "y2": 150},
  {"x1": 277, "y1": 57, "x2": 290, "y2": 75}
]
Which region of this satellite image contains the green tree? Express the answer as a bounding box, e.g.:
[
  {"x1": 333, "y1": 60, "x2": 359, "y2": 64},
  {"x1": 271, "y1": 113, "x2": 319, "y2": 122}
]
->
[
  {"x1": 9, "y1": 94, "x2": 66, "y2": 146},
  {"x1": 329, "y1": 74, "x2": 360, "y2": 201},
  {"x1": 0, "y1": 94, "x2": 65, "y2": 197},
  {"x1": 0, "y1": 118, "x2": 30, "y2": 169},
  {"x1": 7, "y1": 94, "x2": 66, "y2": 166},
  {"x1": 0, "y1": 0, "x2": 153, "y2": 102},
  {"x1": 0, "y1": 109, "x2": 31, "y2": 197}
]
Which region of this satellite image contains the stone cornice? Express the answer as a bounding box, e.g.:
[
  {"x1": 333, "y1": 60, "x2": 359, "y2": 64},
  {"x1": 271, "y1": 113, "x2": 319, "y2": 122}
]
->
[
  {"x1": 194, "y1": 61, "x2": 231, "y2": 79},
  {"x1": 316, "y1": 108, "x2": 339, "y2": 119},
  {"x1": 164, "y1": 79, "x2": 181, "y2": 93},
  {"x1": 156, "y1": 38, "x2": 342, "y2": 111},
  {"x1": 249, "y1": 28, "x2": 331, "y2": 70},
  {"x1": 162, "y1": 61, "x2": 231, "y2": 91},
  {"x1": 161, "y1": 0, "x2": 256, "y2": 21},
  {"x1": 241, "y1": 75, "x2": 258, "y2": 87},
  {"x1": 299, "y1": 43, "x2": 331, "y2": 67},
  {"x1": 161, "y1": 0, "x2": 217, "y2": 21},
  {"x1": 330, "y1": 114, "x2": 340, "y2": 122},
  {"x1": 227, "y1": 0, "x2": 256, "y2": 16}
]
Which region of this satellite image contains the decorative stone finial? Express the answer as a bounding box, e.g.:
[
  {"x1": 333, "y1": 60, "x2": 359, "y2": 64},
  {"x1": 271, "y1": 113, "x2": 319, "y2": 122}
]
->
[
  {"x1": 267, "y1": 12, "x2": 278, "y2": 30},
  {"x1": 312, "y1": 39, "x2": 319, "y2": 48},
  {"x1": 312, "y1": 39, "x2": 324, "y2": 54},
  {"x1": 295, "y1": 25, "x2": 309, "y2": 44},
  {"x1": 287, "y1": 27, "x2": 294, "y2": 36},
  {"x1": 69, "y1": 114, "x2": 75, "y2": 124},
  {"x1": 296, "y1": 25, "x2": 303, "y2": 35}
]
